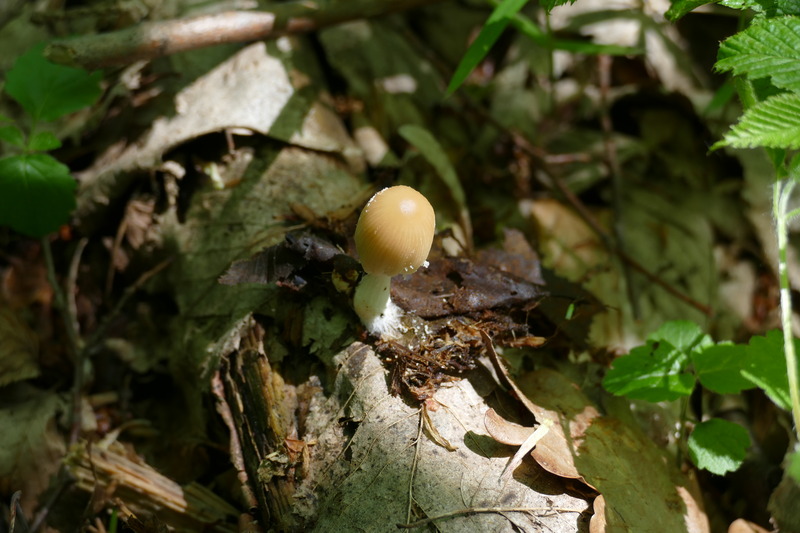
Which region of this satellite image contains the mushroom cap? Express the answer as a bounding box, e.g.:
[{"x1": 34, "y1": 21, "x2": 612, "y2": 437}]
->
[{"x1": 355, "y1": 185, "x2": 436, "y2": 277}]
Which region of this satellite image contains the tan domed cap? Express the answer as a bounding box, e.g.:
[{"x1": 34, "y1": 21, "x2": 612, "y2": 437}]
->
[{"x1": 355, "y1": 186, "x2": 436, "y2": 277}]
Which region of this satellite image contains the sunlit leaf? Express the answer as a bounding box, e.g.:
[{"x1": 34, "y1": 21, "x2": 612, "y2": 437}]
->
[
  {"x1": 603, "y1": 341, "x2": 696, "y2": 401},
  {"x1": 688, "y1": 419, "x2": 750, "y2": 475},
  {"x1": 4, "y1": 43, "x2": 102, "y2": 122},
  {"x1": 603, "y1": 321, "x2": 710, "y2": 402},
  {"x1": 691, "y1": 343, "x2": 756, "y2": 394},
  {"x1": 720, "y1": 0, "x2": 800, "y2": 15},
  {"x1": 666, "y1": 1, "x2": 716, "y2": 21},
  {"x1": 0, "y1": 154, "x2": 76, "y2": 237},
  {"x1": 399, "y1": 124, "x2": 467, "y2": 208},
  {"x1": 541, "y1": 0, "x2": 578, "y2": 11},
  {"x1": 447, "y1": 0, "x2": 529, "y2": 95},
  {"x1": 717, "y1": 17, "x2": 800, "y2": 92},
  {"x1": 741, "y1": 330, "x2": 793, "y2": 410},
  {"x1": 713, "y1": 93, "x2": 800, "y2": 149}
]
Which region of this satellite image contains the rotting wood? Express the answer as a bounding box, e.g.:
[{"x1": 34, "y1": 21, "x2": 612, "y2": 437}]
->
[
  {"x1": 64, "y1": 440, "x2": 238, "y2": 532},
  {"x1": 218, "y1": 321, "x2": 300, "y2": 530}
]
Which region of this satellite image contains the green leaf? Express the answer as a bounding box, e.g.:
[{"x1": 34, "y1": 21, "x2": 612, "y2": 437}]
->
[
  {"x1": 720, "y1": 0, "x2": 800, "y2": 15},
  {"x1": 0, "y1": 125, "x2": 25, "y2": 147},
  {"x1": 603, "y1": 341, "x2": 696, "y2": 401},
  {"x1": 541, "y1": 0, "x2": 578, "y2": 11},
  {"x1": 688, "y1": 419, "x2": 750, "y2": 475},
  {"x1": 716, "y1": 17, "x2": 800, "y2": 92},
  {"x1": 27, "y1": 131, "x2": 62, "y2": 151},
  {"x1": 447, "y1": 0, "x2": 529, "y2": 95},
  {"x1": 666, "y1": 1, "x2": 716, "y2": 21},
  {"x1": 0, "y1": 154, "x2": 76, "y2": 237},
  {"x1": 603, "y1": 321, "x2": 711, "y2": 402},
  {"x1": 713, "y1": 93, "x2": 800, "y2": 150},
  {"x1": 4, "y1": 43, "x2": 102, "y2": 122},
  {"x1": 648, "y1": 320, "x2": 714, "y2": 352},
  {"x1": 692, "y1": 343, "x2": 756, "y2": 394},
  {"x1": 399, "y1": 124, "x2": 467, "y2": 209},
  {"x1": 741, "y1": 330, "x2": 793, "y2": 410},
  {"x1": 788, "y1": 449, "x2": 800, "y2": 483}
]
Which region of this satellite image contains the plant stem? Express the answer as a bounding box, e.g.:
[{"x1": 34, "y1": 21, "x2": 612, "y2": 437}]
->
[
  {"x1": 774, "y1": 180, "x2": 800, "y2": 440},
  {"x1": 41, "y1": 237, "x2": 86, "y2": 443}
]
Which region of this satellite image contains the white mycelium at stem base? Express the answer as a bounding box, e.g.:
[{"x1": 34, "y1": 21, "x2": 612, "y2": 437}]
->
[{"x1": 354, "y1": 185, "x2": 436, "y2": 338}]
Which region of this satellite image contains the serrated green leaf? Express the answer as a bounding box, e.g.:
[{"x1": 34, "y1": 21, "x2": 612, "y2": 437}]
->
[
  {"x1": 666, "y1": 1, "x2": 716, "y2": 21},
  {"x1": 713, "y1": 93, "x2": 800, "y2": 149},
  {"x1": 603, "y1": 341, "x2": 696, "y2": 401},
  {"x1": 688, "y1": 419, "x2": 750, "y2": 475},
  {"x1": 0, "y1": 154, "x2": 75, "y2": 237},
  {"x1": 447, "y1": 0, "x2": 529, "y2": 95},
  {"x1": 741, "y1": 330, "x2": 793, "y2": 410},
  {"x1": 4, "y1": 43, "x2": 102, "y2": 122},
  {"x1": 27, "y1": 131, "x2": 61, "y2": 151},
  {"x1": 0, "y1": 125, "x2": 25, "y2": 147},
  {"x1": 716, "y1": 17, "x2": 800, "y2": 92},
  {"x1": 692, "y1": 343, "x2": 755, "y2": 394},
  {"x1": 720, "y1": 0, "x2": 800, "y2": 15}
]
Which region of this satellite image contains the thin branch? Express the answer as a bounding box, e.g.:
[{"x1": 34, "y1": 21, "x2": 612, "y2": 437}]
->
[
  {"x1": 46, "y1": 0, "x2": 447, "y2": 70},
  {"x1": 67, "y1": 238, "x2": 89, "y2": 444},
  {"x1": 41, "y1": 237, "x2": 88, "y2": 444},
  {"x1": 509, "y1": 131, "x2": 714, "y2": 317},
  {"x1": 406, "y1": 410, "x2": 424, "y2": 524},
  {"x1": 396, "y1": 505, "x2": 585, "y2": 529},
  {"x1": 85, "y1": 257, "x2": 173, "y2": 354}
]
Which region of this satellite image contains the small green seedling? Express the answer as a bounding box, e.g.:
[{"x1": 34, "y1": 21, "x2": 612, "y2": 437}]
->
[
  {"x1": 603, "y1": 320, "x2": 793, "y2": 475},
  {"x1": 0, "y1": 43, "x2": 102, "y2": 237}
]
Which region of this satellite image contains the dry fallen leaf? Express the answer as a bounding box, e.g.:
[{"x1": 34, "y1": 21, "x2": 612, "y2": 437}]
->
[
  {"x1": 483, "y1": 333, "x2": 708, "y2": 532},
  {"x1": 520, "y1": 369, "x2": 708, "y2": 533},
  {"x1": 0, "y1": 306, "x2": 40, "y2": 387},
  {"x1": 728, "y1": 518, "x2": 770, "y2": 533}
]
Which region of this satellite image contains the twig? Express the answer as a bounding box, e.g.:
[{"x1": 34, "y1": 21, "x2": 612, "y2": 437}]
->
[
  {"x1": 511, "y1": 131, "x2": 713, "y2": 317},
  {"x1": 406, "y1": 410, "x2": 424, "y2": 524},
  {"x1": 45, "y1": 0, "x2": 447, "y2": 69},
  {"x1": 29, "y1": 470, "x2": 75, "y2": 533},
  {"x1": 41, "y1": 238, "x2": 84, "y2": 358},
  {"x1": 85, "y1": 257, "x2": 174, "y2": 354},
  {"x1": 396, "y1": 505, "x2": 585, "y2": 529},
  {"x1": 41, "y1": 237, "x2": 88, "y2": 444},
  {"x1": 68, "y1": 238, "x2": 89, "y2": 444}
]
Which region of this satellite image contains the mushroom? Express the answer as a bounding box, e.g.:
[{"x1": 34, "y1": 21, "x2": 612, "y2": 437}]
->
[{"x1": 353, "y1": 185, "x2": 436, "y2": 338}]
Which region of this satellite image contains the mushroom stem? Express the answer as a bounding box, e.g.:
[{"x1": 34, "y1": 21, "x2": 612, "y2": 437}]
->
[{"x1": 353, "y1": 273, "x2": 404, "y2": 338}]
